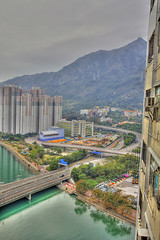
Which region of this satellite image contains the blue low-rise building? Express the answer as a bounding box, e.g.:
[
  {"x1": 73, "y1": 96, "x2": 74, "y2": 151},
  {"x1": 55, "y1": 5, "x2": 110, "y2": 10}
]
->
[{"x1": 39, "y1": 127, "x2": 64, "y2": 141}]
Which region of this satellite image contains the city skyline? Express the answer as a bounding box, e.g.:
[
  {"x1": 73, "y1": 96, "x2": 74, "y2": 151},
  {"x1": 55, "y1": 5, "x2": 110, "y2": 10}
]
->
[{"x1": 0, "y1": 85, "x2": 62, "y2": 134}]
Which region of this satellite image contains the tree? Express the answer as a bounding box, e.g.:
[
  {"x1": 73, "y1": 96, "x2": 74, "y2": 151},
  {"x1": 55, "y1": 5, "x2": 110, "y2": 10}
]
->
[
  {"x1": 86, "y1": 179, "x2": 98, "y2": 189},
  {"x1": 92, "y1": 188, "x2": 105, "y2": 202},
  {"x1": 117, "y1": 195, "x2": 133, "y2": 215},
  {"x1": 39, "y1": 151, "x2": 44, "y2": 158},
  {"x1": 79, "y1": 173, "x2": 87, "y2": 180},
  {"x1": 71, "y1": 167, "x2": 79, "y2": 182},
  {"x1": 46, "y1": 158, "x2": 59, "y2": 171},
  {"x1": 29, "y1": 147, "x2": 38, "y2": 161},
  {"x1": 57, "y1": 148, "x2": 62, "y2": 154},
  {"x1": 76, "y1": 180, "x2": 89, "y2": 194},
  {"x1": 28, "y1": 145, "x2": 32, "y2": 151}
]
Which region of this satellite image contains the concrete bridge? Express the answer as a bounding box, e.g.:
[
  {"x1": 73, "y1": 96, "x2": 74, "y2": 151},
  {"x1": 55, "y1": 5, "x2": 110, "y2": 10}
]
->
[
  {"x1": 0, "y1": 169, "x2": 70, "y2": 208},
  {"x1": 94, "y1": 124, "x2": 142, "y2": 152},
  {"x1": 94, "y1": 124, "x2": 141, "y2": 135},
  {"x1": 41, "y1": 142, "x2": 130, "y2": 155}
]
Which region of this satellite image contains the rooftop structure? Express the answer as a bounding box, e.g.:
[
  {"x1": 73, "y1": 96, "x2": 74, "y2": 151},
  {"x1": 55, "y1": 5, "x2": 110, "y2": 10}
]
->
[
  {"x1": 41, "y1": 130, "x2": 59, "y2": 136},
  {"x1": 39, "y1": 128, "x2": 64, "y2": 142},
  {"x1": 124, "y1": 110, "x2": 137, "y2": 117}
]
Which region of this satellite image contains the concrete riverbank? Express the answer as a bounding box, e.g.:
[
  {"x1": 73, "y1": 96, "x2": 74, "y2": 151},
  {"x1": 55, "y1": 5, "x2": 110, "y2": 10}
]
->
[
  {"x1": 76, "y1": 194, "x2": 136, "y2": 226},
  {"x1": 0, "y1": 141, "x2": 40, "y2": 174},
  {"x1": 59, "y1": 181, "x2": 136, "y2": 226}
]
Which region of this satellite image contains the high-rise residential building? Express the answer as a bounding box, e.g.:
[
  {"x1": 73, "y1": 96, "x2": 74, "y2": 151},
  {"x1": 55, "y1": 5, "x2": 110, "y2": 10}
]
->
[
  {"x1": 136, "y1": 1, "x2": 160, "y2": 240},
  {"x1": 0, "y1": 85, "x2": 62, "y2": 134},
  {"x1": 53, "y1": 96, "x2": 63, "y2": 126}
]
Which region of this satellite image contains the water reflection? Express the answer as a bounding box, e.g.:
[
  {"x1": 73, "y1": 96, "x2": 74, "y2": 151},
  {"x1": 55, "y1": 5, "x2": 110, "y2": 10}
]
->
[
  {"x1": 90, "y1": 210, "x2": 131, "y2": 236},
  {"x1": 74, "y1": 198, "x2": 131, "y2": 236},
  {"x1": 0, "y1": 191, "x2": 134, "y2": 240},
  {"x1": 74, "y1": 199, "x2": 88, "y2": 215}
]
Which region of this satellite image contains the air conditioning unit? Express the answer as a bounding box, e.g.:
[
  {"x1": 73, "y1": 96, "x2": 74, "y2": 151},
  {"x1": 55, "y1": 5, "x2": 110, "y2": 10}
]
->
[
  {"x1": 145, "y1": 97, "x2": 155, "y2": 108},
  {"x1": 154, "y1": 96, "x2": 160, "y2": 105}
]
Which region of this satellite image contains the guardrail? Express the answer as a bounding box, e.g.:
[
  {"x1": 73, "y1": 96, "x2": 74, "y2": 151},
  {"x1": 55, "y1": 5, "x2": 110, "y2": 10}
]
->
[{"x1": 0, "y1": 175, "x2": 70, "y2": 207}]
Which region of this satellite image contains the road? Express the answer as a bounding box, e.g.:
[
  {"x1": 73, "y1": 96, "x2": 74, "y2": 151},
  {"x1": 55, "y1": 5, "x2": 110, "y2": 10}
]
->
[
  {"x1": 0, "y1": 169, "x2": 70, "y2": 207},
  {"x1": 27, "y1": 124, "x2": 141, "y2": 155},
  {"x1": 41, "y1": 142, "x2": 131, "y2": 155},
  {"x1": 39, "y1": 125, "x2": 141, "y2": 153},
  {"x1": 94, "y1": 124, "x2": 141, "y2": 152},
  {"x1": 94, "y1": 124, "x2": 141, "y2": 135}
]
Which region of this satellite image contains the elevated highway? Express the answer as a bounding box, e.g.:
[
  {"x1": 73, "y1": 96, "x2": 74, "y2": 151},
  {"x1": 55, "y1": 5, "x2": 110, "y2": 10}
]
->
[
  {"x1": 94, "y1": 124, "x2": 141, "y2": 135},
  {"x1": 41, "y1": 125, "x2": 141, "y2": 154},
  {"x1": 94, "y1": 124, "x2": 141, "y2": 152},
  {"x1": 0, "y1": 125, "x2": 141, "y2": 208},
  {"x1": 42, "y1": 142, "x2": 130, "y2": 155},
  {"x1": 0, "y1": 169, "x2": 70, "y2": 208}
]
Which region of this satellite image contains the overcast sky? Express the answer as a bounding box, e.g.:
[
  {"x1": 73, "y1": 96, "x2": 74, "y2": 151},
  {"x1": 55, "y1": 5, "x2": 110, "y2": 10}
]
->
[{"x1": 0, "y1": 0, "x2": 150, "y2": 82}]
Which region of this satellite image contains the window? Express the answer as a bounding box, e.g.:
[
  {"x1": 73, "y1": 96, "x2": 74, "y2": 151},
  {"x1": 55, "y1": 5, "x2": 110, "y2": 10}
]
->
[
  {"x1": 150, "y1": 167, "x2": 154, "y2": 188},
  {"x1": 156, "y1": 86, "x2": 160, "y2": 96},
  {"x1": 139, "y1": 190, "x2": 142, "y2": 218},
  {"x1": 149, "y1": 156, "x2": 159, "y2": 200},
  {"x1": 141, "y1": 237, "x2": 148, "y2": 240},
  {"x1": 148, "y1": 33, "x2": 154, "y2": 62},
  {"x1": 142, "y1": 141, "x2": 147, "y2": 165},
  {"x1": 153, "y1": 107, "x2": 160, "y2": 121},
  {"x1": 146, "y1": 90, "x2": 151, "y2": 98},
  {"x1": 154, "y1": 172, "x2": 159, "y2": 199}
]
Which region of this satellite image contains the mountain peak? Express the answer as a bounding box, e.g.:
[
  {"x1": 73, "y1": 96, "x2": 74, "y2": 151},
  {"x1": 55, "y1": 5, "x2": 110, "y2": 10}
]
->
[
  {"x1": 136, "y1": 37, "x2": 146, "y2": 42},
  {"x1": 1, "y1": 39, "x2": 147, "y2": 109},
  {"x1": 127, "y1": 37, "x2": 147, "y2": 48}
]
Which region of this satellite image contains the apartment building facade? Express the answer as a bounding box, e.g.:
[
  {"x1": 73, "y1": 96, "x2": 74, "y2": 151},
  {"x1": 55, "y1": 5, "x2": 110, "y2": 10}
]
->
[
  {"x1": 136, "y1": 1, "x2": 160, "y2": 239},
  {"x1": 0, "y1": 85, "x2": 62, "y2": 134}
]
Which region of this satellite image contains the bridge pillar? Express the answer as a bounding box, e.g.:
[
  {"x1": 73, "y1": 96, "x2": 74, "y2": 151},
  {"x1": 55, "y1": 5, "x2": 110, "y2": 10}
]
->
[{"x1": 26, "y1": 193, "x2": 32, "y2": 200}]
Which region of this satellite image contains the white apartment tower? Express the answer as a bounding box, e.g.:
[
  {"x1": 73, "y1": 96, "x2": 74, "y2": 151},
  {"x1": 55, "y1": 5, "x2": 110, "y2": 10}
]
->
[{"x1": 0, "y1": 85, "x2": 62, "y2": 134}]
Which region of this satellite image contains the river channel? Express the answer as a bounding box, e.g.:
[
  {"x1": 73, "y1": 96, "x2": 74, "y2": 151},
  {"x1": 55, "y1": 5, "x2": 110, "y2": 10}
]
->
[
  {"x1": 0, "y1": 145, "x2": 135, "y2": 240},
  {"x1": 0, "y1": 145, "x2": 34, "y2": 185}
]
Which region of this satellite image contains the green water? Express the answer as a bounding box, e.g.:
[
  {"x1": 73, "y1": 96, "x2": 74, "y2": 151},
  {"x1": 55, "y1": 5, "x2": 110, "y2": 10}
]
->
[
  {"x1": 0, "y1": 146, "x2": 135, "y2": 239},
  {"x1": 0, "y1": 188, "x2": 135, "y2": 240},
  {"x1": 0, "y1": 145, "x2": 34, "y2": 184}
]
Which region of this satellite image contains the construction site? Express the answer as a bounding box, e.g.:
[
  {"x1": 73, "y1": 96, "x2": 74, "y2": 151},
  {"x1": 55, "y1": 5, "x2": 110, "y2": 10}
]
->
[
  {"x1": 68, "y1": 134, "x2": 118, "y2": 147},
  {"x1": 45, "y1": 132, "x2": 119, "y2": 148}
]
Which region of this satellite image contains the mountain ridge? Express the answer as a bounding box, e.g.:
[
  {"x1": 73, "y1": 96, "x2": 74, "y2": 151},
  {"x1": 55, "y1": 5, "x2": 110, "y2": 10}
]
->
[{"x1": 1, "y1": 37, "x2": 147, "y2": 110}]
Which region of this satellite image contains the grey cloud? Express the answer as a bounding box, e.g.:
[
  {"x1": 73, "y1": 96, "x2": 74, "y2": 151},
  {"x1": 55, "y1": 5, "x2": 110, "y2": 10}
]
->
[{"x1": 0, "y1": 0, "x2": 150, "y2": 82}]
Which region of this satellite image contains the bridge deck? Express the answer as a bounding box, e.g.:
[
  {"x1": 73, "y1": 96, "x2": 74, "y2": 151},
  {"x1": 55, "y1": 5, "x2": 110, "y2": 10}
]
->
[
  {"x1": 42, "y1": 142, "x2": 130, "y2": 154},
  {"x1": 0, "y1": 170, "x2": 70, "y2": 207}
]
